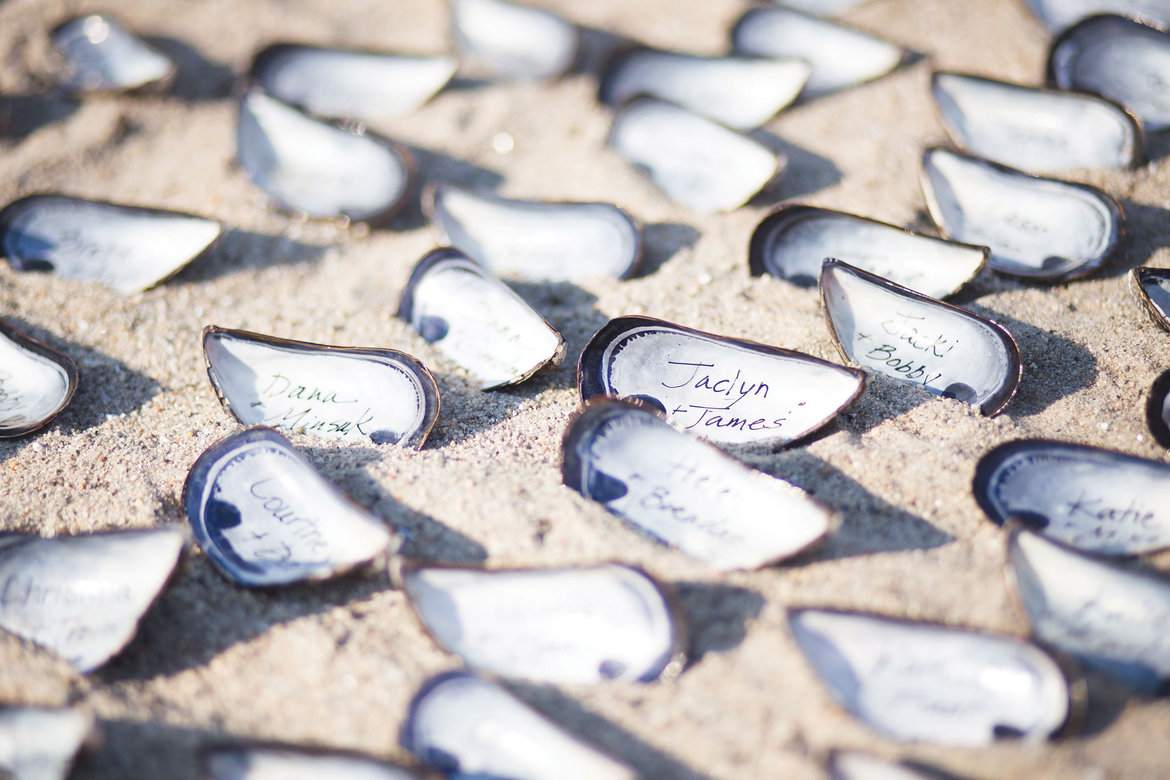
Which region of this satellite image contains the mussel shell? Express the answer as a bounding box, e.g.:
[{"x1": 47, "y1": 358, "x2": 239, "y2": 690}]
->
[
  {"x1": 0, "y1": 194, "x2": 223, "y2": 294},
  {"x1": 778, "y1": 0, "x2": 872, "y2": 16},
  {"x1": 577, "y1": 315, "x2": 864, "y2": 447},
  {"x1": 202, "y1": 743, "x2": 422, "y2": 780},
  {"x1": 397, "y1": 561, "x2": 686, "y2": 683},
  {"x1": 450, "y1": 0, "x2": 579, "y2": 79},
  {"x1": 0, "y1": 526, "x2": 185, "y2": 673},
  {"x1": 789, "y1": 609, "x2": 1073, "y2": 745},
  {"x1": 1130, "y1": 266, "x2": 1170, "y2": 330},
  {"x1": 607, "y1": 97, "x2": 782, "y2": 213},
  {"x1": 931, "y1": 71, "x2": 1143, "y2": 173},
  {"x1": 974, "y1": 439, "x2": 1170, "y2": 555},
  {"x1": 426, "y1": 184, "x2": 643, "y2": 281},
  {"x1": 819, "y1": 260, "x2": 1021, "y2": 415},
  {"x1": 0, "y1": 707, "x2": 95, "y2": 780},
  {"x1": 828, "y1": 751, "x2": 936, "y2": 780},
  {"x1": 1023, "y1": 0, "x2": 1170, "y2": 32},
  {"x1": 920, "y1": 147, "x2": 1125, "y2": 281},
  {"x1": 0, "y1": 320, "x2": 78, "y2": 438},
  {"x1": 1147, "y1": 369, "x2": 1170, "y2": 448},
  {"x1": 731, "y1": 7, "x2": 906, "y2": 98},
  {"x1": 182, "y1": 427, "x2": 397, "y2": 587},
  {"x1": 202, "y1": 326, "x2": 440, "y2": 449},
  {"x1": 396, "y1": 247, "x2": 566, "y2": 389},
  {"x1": 249, "y1": 44, "x2": 457, "y2": 121},
  {"x1": 562, "y1": 399, "x2": 837, "y2": 570},
  {"x1": 236, "y1": 89, "x2": 415, "y2": 224},
  {"x1": 1049, "y1": 15, "x2": 1170, "y2": 131},
  {"x1": 598, "y1": 48, "x2": 810, "y2": 130},
  {"x1": 749, "y1": 204, "x2": 988, "y2": 298},
  {"x1": 403, "y1": 672, "x2": 636, "y2": 779},
  {"x1": 50, "y1": 14, "x2": 175, "y2": 95},
  {"x1": 1008, "y1": 526, "x2": 1170, "y2": 691}
]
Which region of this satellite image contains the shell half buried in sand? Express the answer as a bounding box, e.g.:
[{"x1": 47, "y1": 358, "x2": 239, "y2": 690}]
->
[
  {"x1": 921, "y1": 147, "x2": 1125, "y2": 281},
  {"x1": 202, "y1": 326, "x2": 439, "y2": 449},
  {"x1": 397, "y1": 247, "x2": 565, "y2": 389},
  {"x1": 183, "y1": 427, "x2": 397, "y2": 587},
  {"x1": 202, "y1": 744, "x2": 422, "y2": 780},
  {"x1": 789, "y1": 609, "x2": 1074, "y2": 745},
  {"x1": 749, "y1": 204, "x2": 988, "y2": 298},
  {"x1": 403, "y1": 672, "x2": 636, "y2": 780},
  {"x1": 0, "y1": 527, "x2": 184, "y2": 673},
  {"x1": 1130, "y1": 266, "x2": 1170, "y2": 331},
  {"x1": 0, "y1": 320, "x2": 78, "y2": 439},
  {"x1": 50, "y1": 14, "x2": 174, "y2": 95},
  {"x1": 562, "y1": 399, "x2": 837, "y2": 570},
  {"x1": 397, "y1": 561, "x2": 685, "y2": 684},
  {"x1": 450, "y1": 0, "x2": 579, "y2": 79},
  {"x1": 577, "y1": 316, "x2": 864, "y2": 447},
  {"x1": 0, "y1": 707, "x2": 95, "y2": 780},
  {"x1": 819, "y1": 260, "x2": 1021, "y2": 415},
  {"x1": 974, "y1": 439, "x2": 1170, "y2": 555}
]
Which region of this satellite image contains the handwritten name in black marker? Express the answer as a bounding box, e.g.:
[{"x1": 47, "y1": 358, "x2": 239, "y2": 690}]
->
[
  {"x1": 248, "y1": 479, "x2": 329, "y2": 556},
  {"x1": 253, "y1": 373, "x2": 376, "y2": 438},
  {"x1": 1060, "y1": 490, "x2": 1164, "y2": 550},
  {"x1": 0, "y1": 369, "x2": 23, "y2": 413},
  {"x1": 659, "y1": 360, "x2": 798, "y2": 433}
]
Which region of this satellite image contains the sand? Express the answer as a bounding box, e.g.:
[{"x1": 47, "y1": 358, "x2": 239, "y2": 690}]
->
[{"x1": 2, "y1": 0, "x2": 1170, "y2": 776}]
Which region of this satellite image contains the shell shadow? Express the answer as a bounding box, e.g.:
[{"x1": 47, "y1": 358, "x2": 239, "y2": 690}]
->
[
  {"x1": 832, "y1": 372, "x2": 933, "y2": 437},
  {"x1": 72, "y1": 718, "x2": 220, "y2": 780},
  {"x1": 1141, "y1": 130, "x2": 1170, "y2": 163},
  {"x1": 673, "y1": 581, "x2": 764, "y2": 661},
  {"x1": 146, "y1": 36, "x2": 235, "y2": 101},
  {"x1": 748, "y1": 129, "x2": 843, "y2": 202},
  {"x1": 0, "y1": 93, "x2": 78, "y2": 138},
  {"x1": 388, "y1": 146, "x2": 504, "y2": 231},
  {"x1": 635, "y1": 221, "x2": 702, "y2": 277},
  {"x1": 1110, "y1": 200, "x2": 1170, "y2": 279},
  {"x1": 570, "y1": 24, "x2": 636, "y2": 79},
  {"x1": 1074, "y1": 667, "x2": 1139, "y2": 737},
  {"x1": 174, "y1": 228, "x2": 332, "y2": 284},
  {"x1": 507, "y1": 280, "x2": 605, "y2": 391}
]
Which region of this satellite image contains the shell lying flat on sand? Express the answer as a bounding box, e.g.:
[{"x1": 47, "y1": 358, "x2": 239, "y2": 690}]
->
[
  {"x1": 1022, "y1": 0, "x2": 1170, "y2": 32},
  {"x1": 50, "y1": 14, "x2": 174, "y2": 95},
  {"x1": 0, "y1": 707, "x2": 95, "y2": 780},
  {"x1": 450, "y1": 0, "x2": 579, "y2": 79},
  {"x1": 828, "y1": 751, "x2": 936, "y2": 780},
  {"x1": 0, "y1": 319, "x2": 78, "y2": 439},
  {"x1": 202, "y1": 743, "x2": 422, "y2": 780}
]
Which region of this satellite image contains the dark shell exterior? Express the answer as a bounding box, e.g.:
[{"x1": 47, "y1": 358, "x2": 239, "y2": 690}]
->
[
  {"x1": 0, "y1": 319, "x2": 78, "y2": 438},
  {"x1": 1129, "y1": 266, "x2": 1170, "y2": 331},
  {"x1": 1147, "y1": 369, "x2": 1170, "y2": 448}
]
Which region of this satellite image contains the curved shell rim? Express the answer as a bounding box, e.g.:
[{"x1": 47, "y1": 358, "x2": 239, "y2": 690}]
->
[{"x1": 0, "y1": 318, "x2": 80, "y2": 439}]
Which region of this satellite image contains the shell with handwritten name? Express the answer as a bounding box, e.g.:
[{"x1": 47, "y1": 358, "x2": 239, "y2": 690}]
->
[
  {"x1": 50, "y1": 14, "x2": 175, "y2": 95},
  {"x1": 1023, "y1": 0, "x2": 1170, "y2": 31},
  {"x1": 578, "y1": 316, "x2": 864, "y2": 447},
  {"x1": 396, "y1": 561, "x2": 685, "y2": 683},
  {"x1": 931, "y1": 71, "x2": 1143, "y2": 173},
  {"x1": 403, "y1": 672, "x2": 637, "y2": 780},
  {"x1": 974, "y1": 439, "x2": 1170, "y2": 555},
  {"x1": 202, "y1": 743, "x2": 423, "y2": 780},
  {"x1": 0, "y1": 527, "x2": 184, "y2": 673},
  {"x1": 183, "y1": 427, "x2": 397, "y2": 587},
  {"x1": 203, "y1": 326, "x2": 440, "y2": 448},
  {"x1": 0, "y1": 707, "x2": 96, "y2": 780},
  {"x1": 0, "y1": 320, "x2": 78, "y2": 438},
  {"x1": 562, "y1": 399, "x2": 837, "y2": 570},
  {"x1": 749, "y1": 204, "x2": 988, "y2": 298},
  {"x1": 1130, "y1": 266, "x2": 1170, "y2": 331},
  {"x1": 789, "y1": 609, "x2": 1074, "y2": 745},
  {"x1": 397, "y1": 247, "x2": 565, "y2": 389},
  {"x1": 426, "y1": 184, "x2": 643, "y2": 281},
  {"x1": 0, "y1": 195, "x2": 223, "y2": 294},
  {"x1": 820, "y1": 260, "x2": 1021, "y2": 415},
  {"x1": 451, "y1": 0, "x2": 579, "y2": 79}
]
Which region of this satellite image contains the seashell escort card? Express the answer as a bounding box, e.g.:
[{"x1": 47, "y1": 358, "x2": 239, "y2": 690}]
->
[
  {"x1": 403, "y1": 672, "x2": 637, "y2": 780},
  {"x1": 920, "y1": 147, "x2": 1125, "y2": 281},
  {"x1": 749, "y1": 204, "x2": 988, "y2": 298},
  {"x1": 1009, "y1": 527, "x2": 1170, "y2": 691},
  {"x1": 1023, "y1": 0, "x2": 1170, "y2": 32},
  {"x1": 1130, "y1": 266, "x2": 1170, "y2": 331},
  {"x1": 788, "y1": 609, "x2": 1073, "y2": 745},
  {"x1": 450, "y1": 0, "x2": 579, "y2": 80},
  {"x1": 974, "y1": 439, "x2": 1170, "y2": 555},
  {"x1": 608, "y1": 97, "x2": 782, "y2": 213},
  {"x1": 0, "y1": 320, "x2": 78, "y2": 438},
  {"x1": 577, "y1": 316, "x2": 864, "y2": 447},
  {"x1": 820, "y1": 260, "x2": 1021, "y2": 415},
  {"x1": 202, "y1": 326, "x2": 440, "y2": 448},
  {"x1": 562, "y1": 399, "x2": 837, "y2": 570},
  {"x1": 202, "y1": 744, "x2": 421, "y2": 780},
  {"x1": 50, "y1": 14, "x2": 174, "y2": 95},
  {"x1": 396, "y1": 248, "x2": 565, "y2": 389},
  {"x1": 931, "y1": 72, "x2": 1142, "y2": 173},
  {"x1": 0, "y1": 527, "x2": 184, "y2": 673},
  {"x1": 0, "y1": 195, "x2": 223, "y2": 294},
  {"x1": 397, "y1": 562, "x2": 684, "y2": 684},
  {"x1": 0, "y1": 707, "x2": 95, "y2": 780},
  {"x1": 427, "y1": 184, "x2": 643, "y2": 281},
  {"x1": 183, "y1": 427, "x2": 397, "y2": 587}
]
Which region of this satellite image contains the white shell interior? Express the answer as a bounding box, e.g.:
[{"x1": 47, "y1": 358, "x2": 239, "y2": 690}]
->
[
  {"x1": 922, "y1": 148, "x2": 1117, "y2": 278},
  {"x1": 0, "y1": 528, "x2": 183, "y2": 672},
  {"x1": 2, "y1": 198, "x2": 221, "y2": 294},
  {"x1": 778, "y1": 0, "x2": 872, "y2": 16},
  {"x1": 733, "y1": 8, "x2": 903, "y2": 97},
  {"x1": 407, "y1": 674, "x2": 636, "y2": 780},
  {"x1": 932, "y1": 73, "x2": 1138, "y2": 173},
  {"x1": 1024, "y1": 0, "x2": 1170, "y2": 31},
  {"x1": 0, "y1": 707, "x2": 92, "y2": 780},
  {"x1": 204, "y1": 333, "x2": 431, "y2": 446},
  {"x1": 205, "y1": 749, "x2": 416, "y2": 780},
  {"x1": 571, "y1": 406, "x2": 833, "y2": 569},
  {"x1": 821, "y1": 263, "x2": 1015, "y2": 410},
  {"x1": 256, "y1": 49, "x2": 456, "y2": 120},
  {"x1": 1138, "y1": 270, "x2": 1170, "y2": 321},
  {"x1": 52, "y1": 14, "x2": 172, "y2": 93},
  {"x1": 237, "y1": 90, "x2": 408, "y2": 220},
  {"x1": 609, "y1": 98, "x2": 779, "y2": 214},
  {"x1": 830, "y1": 752, "x2": 933, "y2": 780},
  {"x1": 760, "y1": 210, "x2": 985, "y2": 298},
  {"x1": 604, "y1": 52, "x2": 810, "y2": 130},
  {"x1": 406, "y1": 258, "x2": 562, "y2": 388},
  {"x1": 190, "y1": 435, "x2": 394, "y2": 586},
  {"x1": 451, "y1": 0, "x2": 577, "y2": 79},
  {"x1": 790, "y1": 610, "x2": 1069, "y2": 745},
  {"x1": 0, "y1": 331, "x2": 72, "y2": 436},
  {"x1": 431, "y1": 186, "x2": 640, "y2": 281},
  {"x1": 403, "y1": 565, "x2": 676, "y2": 683},
  {"x1": 594, "y1": 325, "x2": 861, "y2": 445}
]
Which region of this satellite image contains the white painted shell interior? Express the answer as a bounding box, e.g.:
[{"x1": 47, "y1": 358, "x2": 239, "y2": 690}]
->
[
  {"x1": 205, "y1": 749, "x2": 416, "y2": 780},
  {"x1": 0, "y1": 707, "x2": 92, "y2": 780},
  {"x1": 1024, "y1": 0, "x2": 1170, "y2": 31},
  {"x1": 830, "y1": 752, "x2": 932, "y2": 780},
  {"x1": 404, "y1": 565, "x2": 675, "y2": 683},
  {"x1": 451, "y1": 0, "x2": 577, "y2": 79},
  {"x1": 0, "y1": 333, "x2": 72, "y2": 435},
  {"x1": 609, "y1": 99, "x2": 778, "y2": 213},
  {"x1": 53, "y1": 15, "x2": 172, "y2": 92},
  {"x1": 778, "y1": 0, "x2": 872, "y2": 16}
]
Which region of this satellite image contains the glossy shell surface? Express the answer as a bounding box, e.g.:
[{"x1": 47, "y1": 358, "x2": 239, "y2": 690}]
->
[
  {"x1": 203, "y1": 745, "x2": 420, "y2": 780},
  {"x1": 50, "y1": 14, "x2": 174, "y2": 94},
  {"x1": 450, "y1": 0, "x2": 578, "y2": 79},
  {"x1": 1023, "y1": 0, "x2": 1170, "y2": 31},
  {"x1": 0, "y1": 320, "x2": 78, "y2": 438},
  {"x1": 0, "y1": 707, "x2": 94, "y2": 780}
]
